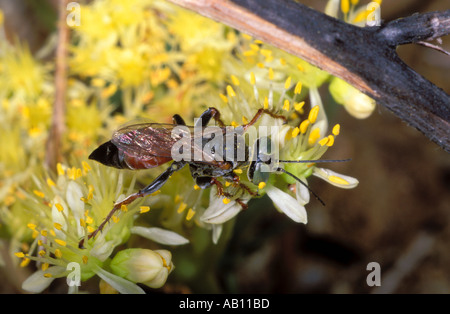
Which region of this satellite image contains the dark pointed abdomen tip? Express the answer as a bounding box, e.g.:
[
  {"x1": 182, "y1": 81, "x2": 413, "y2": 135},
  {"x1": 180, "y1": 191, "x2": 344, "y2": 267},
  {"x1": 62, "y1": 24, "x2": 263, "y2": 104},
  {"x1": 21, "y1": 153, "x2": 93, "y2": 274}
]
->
[{"x1": 89, "y1": 141, "x2": 123, "y2": 169}]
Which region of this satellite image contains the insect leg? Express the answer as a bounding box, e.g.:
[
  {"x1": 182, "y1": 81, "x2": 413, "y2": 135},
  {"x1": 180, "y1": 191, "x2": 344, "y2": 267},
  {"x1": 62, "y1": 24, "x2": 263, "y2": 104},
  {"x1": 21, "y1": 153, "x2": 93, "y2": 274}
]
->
[
  {"x1": 172, "y1": 114, "x2": 186, "y2": 125},
  {"x1": 210, "y1": 177, "x2": 249, "y2": 210},
  {"x1": 243, "y1": 108, "x2": 287, "y2": 131},
  {"x1": 196, "y1": 107, "x2": 227, "y2": 127},
  {"x1": 79, "y1": 162, "x2": 185, "y2": 248},
  {"x1": 223, "y1": 172, "x2": 258, "y2": 196}
]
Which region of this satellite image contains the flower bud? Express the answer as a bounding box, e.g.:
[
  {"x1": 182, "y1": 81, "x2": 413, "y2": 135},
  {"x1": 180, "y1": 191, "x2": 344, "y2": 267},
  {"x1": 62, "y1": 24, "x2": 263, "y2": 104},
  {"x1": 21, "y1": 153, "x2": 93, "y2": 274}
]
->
[{"x1": 110, "y1": 249, "x2": 174, "y2": 289}]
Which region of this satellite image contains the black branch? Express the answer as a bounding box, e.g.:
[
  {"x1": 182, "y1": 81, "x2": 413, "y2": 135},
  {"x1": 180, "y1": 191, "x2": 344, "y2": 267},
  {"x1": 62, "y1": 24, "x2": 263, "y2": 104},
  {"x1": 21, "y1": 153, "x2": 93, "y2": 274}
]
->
[{"x1": 227, "y1": 0, "x2": 450, "y2": 152}]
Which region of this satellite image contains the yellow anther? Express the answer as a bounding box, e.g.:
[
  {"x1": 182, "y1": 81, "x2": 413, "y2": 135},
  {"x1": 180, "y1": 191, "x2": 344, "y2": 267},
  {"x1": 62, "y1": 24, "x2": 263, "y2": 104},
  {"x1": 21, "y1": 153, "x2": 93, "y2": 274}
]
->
[
  {"x1": 50, "y1": 230, "x2": 56, "y2": 237},
  {"x1": 27, "y1": 223, "x2": 37, "y2": 230},
  {"x1": 233, "y1": 169, "x2": 243, "y2": 174},
  {"x1": 308, "y1": 105, "x2": 320, "y2": 123},
  {"x1": 279, "y1": 58, "x2": 286, "y2": 65},
  {"x1": 44, "y1": 273, "x2": 53, "y2": 278},
  {"x1": 242, "y1": 33, "x2": 252, "y2": 40},
  {"x1": 38, "y1": 250, "x2": 46, "y2": 257},
  {"x1": 174, "y1": 194, "x2": 182, "y2": 203},
  {"x1": 54, "y1": 223, "x2": 62, "y2": 230},
  {"x1": 258, "y1": 182, "x2": 266, "y2": 189},
  {"x1": 294, "y1": 82, "x2": 303, "y2": 94},
  {"x1": 47, "y1": 178, "x2": 56, "y2": 187},
  {"x1": 299, "y1": 119, "x2": 311, "y2": 134},
  {"x1": 256, "y1": 62, "x2": 265, "y2": 68},
  {"x1": 54, "y1": 249, "x2": 62, "y2": 258},
  {"x1": 231, "y1": 121, "x2": 239, "y2": 128},
  {"x1": 20, "y1": 258, "x2": 31, "y2": 268},
  {"x1": 82, "y1": 161, "x2": 91, "y2": 173},
  {"x1": 140, "y1": 206, "x2": 150, "y2": 214},
  {"x1": 263, "y1": 96, "x2": 269, "y2": 109},
  {"x1": 41, "y1": 230, "x2": 48, "y2": 237},
  {"x1": 284, "y1": 76, "x2": 292, "y2": 89},
  {"x1": 87, "y1": 191, "x2": 93, "y2": 201},
  {"x1": 82, "y1": 255, "x2": 88, "y2": 264},
  {"x1": 219, "y1": 93, "x2": 228, "y2": 103},
  {"x1": 87, "y1": 225, "x2": 96, "y2": 232},
  {"x1": 253, "y1": 39, "x2": 263, "y2": 44},
  {"x1": 249, "y1": 43, "x2": 260, "y2": 51},
  {"x1": 79, "y1": 218, "x2": 86, "y2": 227},
  {"x1": 242, "y1": 116, "x2": 249, "y2": 124},
  {"x1": 260, "y1": 49, "x2": 272, "y2": 57},
  {"x1": 33, "y1": 190, "x2": 45, "y2": 198},
  {"x1": 268, "y1": 68, "x2": 274, "y2": 80},
  {"x1": 14, "y1": 252, "x2": 25, "y2": 258},
  {"x1": 54, "y1": 239, "x2": 66, "y2": 247},
  {"x1": 250, "y1": 72, "x2": 256, "y2": 85},
  {"x1": 231, "y1": 75, "x2": 240, "y2": 86},
  {"x1": 56, "y1": 163, "x2": 65, "y2": 176},
  {"x1": 294, "y1": 101, "x2": 305, "y2": 112},
  {"x1": 308, "y1": 128, "x2": 321, "y2": 146},
  {"x1": 243, "y1": 50, "x2": 257, "y2": 57},
  {"x1": 85, "y1": 216, "x2": 94, "y2": 224},
  {"x1": 223, "y1": 198, "x2": 231, "y2": 205},
  {"x1": 329, "y1": 175, "x2": 350, "y2": 185},
  {"x1": 283, "y1": 99, "x2": 290, "y2": 111},
  {"x1": 318, "y1": 137, "x2": 329, "y2": 147},
  {"x1": 121, "y1": 204, "x2": 128, "y2": 212},
  {"x1": 341, "y1": 0, "x2": 350, "y2": 14},
  {"x1": 351, "y1": 0, "x2": 359, "y2": 4},
  {"x1": 41, "y1": 263, "x2": 49, "y2": 271},
  {"x1": 186, "y1": 208, "x2": 196, "y2": 221},
  {"x1": 292, "y1": 127, "x2": 300, "y2": 138},
  {"x1": 225, "y1": 181, "x2": 231, "y2": 187},
  {"x1": 151, "y1": 190, "x2": 161, "y2": 196},
  {"x1": 55, "y1": 203, "x2": 64, "y2": 212},
  {"x1": 177, "y1": 202, "x2": 187, "y2": 213},
  {"x1": 193, "y1": 184, "x2": 200, "y2": 190},
  {"x1": 326, "y1": 135, "x2": 335, "y2": 147},
  {"x1": 92, "y1": 78, "x2": 105, "y2": 87},
  {"x1": 296, "y1": 63, "x2": 304, "y2": 72},
  {"x1": 332, "y1": 124, "x2": 341, "y2": 136},
  {"x1": 226, "y1": 85, "x2": 236, "y2": 97}
]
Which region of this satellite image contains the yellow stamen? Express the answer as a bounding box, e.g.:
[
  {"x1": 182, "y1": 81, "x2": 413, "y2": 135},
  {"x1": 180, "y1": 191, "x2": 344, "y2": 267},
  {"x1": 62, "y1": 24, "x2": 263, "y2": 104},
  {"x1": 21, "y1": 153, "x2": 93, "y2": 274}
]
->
[
  {"x1": 27, "y1": 223, "x2": 37, "y2": 230},
  {"x1": 318, "y1": 137, "x2": 329, "y2": 146},
  {"x1": 56, "y1": 163, "x2": 65, "y2": 176},
  {"x1": 291, "y1": 127, "x2": 300, "y2": 138},
  {"x1": 87, "y1": 225, "x2": 96, "y2": 232},
  {"x1": 329, "y1": 175, "x2": 350, "y2": 185},
  {"x1": 219, "y1": 93, "x2": 228, "y2": 103},
  {"x1": 294, "y1": 101, "x2": 305, "y2": 112},
  {"x1": 177, "y1": 202, "x2": 187, "y2": 213},
  {"x1": 82, "y1": 161, "x2": 91, "y2": 173},
  {"x1": 294, "y1": 82, "x2": 303, "y2": 94},
  {"x1": 38, "y1": 250, "x2": 46, "y2": 257},
  {"x1": 85, "y1": 216, "x2": 94, "y2": 224},
  {"x1": 225, "y1": 181, "x2": 231, "y2": 187},
  {"x1": 253, "y1": 39, "x2": 263, "y2": 44},
  {"x1": 308, "y1": 105, "x2": 320, "y2": 123},
  {"x1": 54, "y1": 223, "x2": 62, "y2": 230},
  {"x1": 249, "y1": 43, "x2": 260, "y2": 51},
  {"x1": 54, "y1": 239, "x2": 66, "y2": 247},
  {"x1": 332, "y1": 124, "x2": 341, "y2": 136},
  {"x1": 263, "y1": 96, "x2": 269, "y2": 109},
  {"x1": 341, "y1": 0, "x2": 350, "y2": 14},
  {"x1": 300, "y1": 120, "x2": 311, "y2": 134},
  {"x1": 42, "y1": 263, "x2": 49, "y2": 271},
  {"x1": 256, "y1": 62, "x2": 265, "y2": 68},
  {"x1": 33, "y1": 190, "x2": 45, "y2": 198},
  {"x1": 14, "y1": 252, "x2": 25, "y2": 258},
  {"x1": 233, "y1": 169, "x2": 243, "y2": 174},
  {"x1": 121, "y1": 204, "x2": 128, "y2": 212},
  {"x1": 55, "y1": 203, "x2": 64, "y2": 212},
  {"x1": 41, "y1": 230, "x2": 48, "y2": 237},
  {"x1": 223, "y1": 198, "x2": 231, "y2": 205},
  {"x1": 284, "y1": 76, "x2": 292, "y2": 89},
  {"x1": 308, "y1": 128, "x2": 321, "y2": 146},
  {"x1": 258, "y1": 182, "x2": 266, "y2": 189},
  {"x1": 186, "y1": 208, "x2": 195, "y2": 221},
  {"x1": 242, "y1": 116, "x2": 249, "y2": 124},
  {"x1": 231, "y1": 121, "x2": 239, "y2": 128},
  {"x1": 47, "y1": 178, "x2": 56, "y2": 187},
  {"x1": 268, "y1": 68, "x2": 274, "y2": 80},
  {"x1": 20, "y1": 258, "x2": 31, "y2": 267},
  {"x1": 174, "y1": 194, "x2": 182, "y2": 203},
  {"x1": 296, "y1": 63, "x2": 304, "y2": 72},
  {"x1": 226, "y1": 85, "x2": 236, "y2": 97},
  {"x1": 243, "y1": 50, "x2": 257, "y2": 57},
  {"x1": 250, "y1": 72, "x2": 256, "y2": 85},
  {"x1": 54, "y1": 249, "x2": 62, "y2": 258},
  {"x1": 140, "y1": 206, "x2": 150, "y2": 214},
  {"x1": 82, "y1": 255, "x2": 88, "y2": 264},
  {"x1": 326, "y1": 135, "x2": 335, "y2": 147},
  {"x1": 283, "y1": 99, "x2": 290, "y2": 111},
  {"x1": 79, "y1": 218, "x2": 86, "y2": 227},
  {"x1": 279, "y1": 58, "x2": 286, "y2": 65},
  {"x1": 44, "y1": 273, "x2": 53, "y2": 278},
  {"x1": 260, "y1": 49, "x2": 272, "y2": 57},
  {"x1": 231, "y1": 75, "x2": 240, "y2": 86},
  {"x1": 351, "y1": 0, "x2": 359, "y2": 4}
]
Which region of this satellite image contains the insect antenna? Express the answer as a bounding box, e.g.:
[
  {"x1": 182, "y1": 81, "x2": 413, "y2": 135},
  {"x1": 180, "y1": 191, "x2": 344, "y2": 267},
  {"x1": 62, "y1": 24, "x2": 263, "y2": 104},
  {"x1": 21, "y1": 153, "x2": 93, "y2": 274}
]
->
[
  {"x1": 278, "y1": 158, "x2": 351, "y2": 163},
  {"x1": 276, "y1": 167, "x2": 326, "y2": 206}
]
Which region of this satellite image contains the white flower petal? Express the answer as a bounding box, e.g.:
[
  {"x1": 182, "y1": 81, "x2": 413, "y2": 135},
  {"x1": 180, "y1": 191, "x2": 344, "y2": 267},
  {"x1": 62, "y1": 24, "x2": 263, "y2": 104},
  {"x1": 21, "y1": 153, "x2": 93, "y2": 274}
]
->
[
  {"x1": 90, "y1": 235, "x2": 120, "y2": 262},
  {"x1": 22, "y1": 266, "x2": 65, "y2": 293},
  {"x1": 313, "y1": 167, "x2": 359, "y2": 189},
  {"x1": 94, "y1": 266, "x2": 145, "y2": 294},
  {"x1": 266, "y1": 185, "x2": 307, "y2": 224},
  {"x1": 296, "y1": 180, "x2": 310, "y2": 206},
  {"x1": 201, "y1": 193, "x2": 247, "y2": 224},
  {"x1": 131, "y1": 226, "x2": 189, "y2": 245},
  {"x1": 212, "y1": 224, "x2": 223, "y2": 244}
]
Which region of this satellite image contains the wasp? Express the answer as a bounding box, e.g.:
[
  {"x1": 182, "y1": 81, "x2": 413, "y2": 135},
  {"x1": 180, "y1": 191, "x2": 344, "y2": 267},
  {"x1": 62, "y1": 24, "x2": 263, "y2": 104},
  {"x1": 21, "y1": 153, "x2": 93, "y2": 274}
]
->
[{"x1": 80, "y1": 107, "x2": 347, "y2": 247}]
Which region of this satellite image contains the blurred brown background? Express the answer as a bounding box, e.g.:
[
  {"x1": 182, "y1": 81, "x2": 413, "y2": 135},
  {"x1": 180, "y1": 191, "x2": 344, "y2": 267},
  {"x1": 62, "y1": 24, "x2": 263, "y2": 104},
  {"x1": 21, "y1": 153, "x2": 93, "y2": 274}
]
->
[{"x1": 0, "y1": 0, "x2": 449, "y2": 294}]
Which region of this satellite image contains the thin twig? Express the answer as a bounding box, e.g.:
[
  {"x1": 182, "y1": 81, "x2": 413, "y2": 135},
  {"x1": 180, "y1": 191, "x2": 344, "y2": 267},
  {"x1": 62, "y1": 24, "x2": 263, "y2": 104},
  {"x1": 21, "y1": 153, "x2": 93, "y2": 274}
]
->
[
  {"x1": 416, "y1": 40, "x2": 450, "y2": 56},
  {"x1": 45, "y1": 0, "x2": 69, "y2": 171}
]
